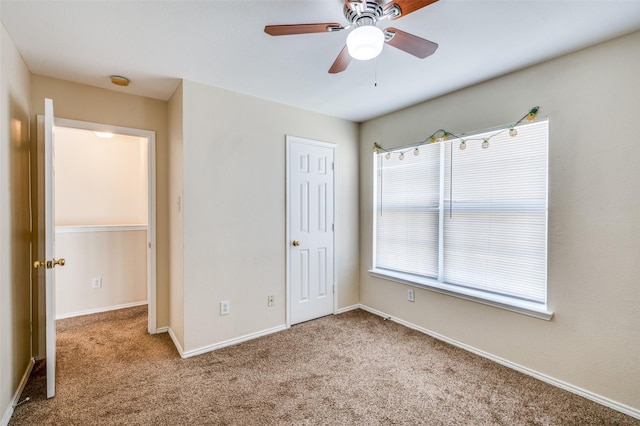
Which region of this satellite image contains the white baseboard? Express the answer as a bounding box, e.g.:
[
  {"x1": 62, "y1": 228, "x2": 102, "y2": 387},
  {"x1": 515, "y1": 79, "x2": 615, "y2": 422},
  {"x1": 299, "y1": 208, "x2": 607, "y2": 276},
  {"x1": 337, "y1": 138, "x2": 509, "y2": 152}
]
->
[
  {"x1": 335, "y1": 304, "x2": 360, "y2": 314},
  {"x1": 1, "y1": 358, "x2": 35, "y2": 426},
  {"x1": 55, "y1": 300, "x2": 148, "y2": 320},
  {"x1": 167, "y1": 327, "x2": 185, "y2": 357},
  {"x1": 154, "y1": 326, "x2": 168, "y2": 334},
  {"x1": 357, "y1": 304, "x2": 640, "y2": 420},
  {"x1": 178, "y1": 325, "x2": 288, "y2": 359}
]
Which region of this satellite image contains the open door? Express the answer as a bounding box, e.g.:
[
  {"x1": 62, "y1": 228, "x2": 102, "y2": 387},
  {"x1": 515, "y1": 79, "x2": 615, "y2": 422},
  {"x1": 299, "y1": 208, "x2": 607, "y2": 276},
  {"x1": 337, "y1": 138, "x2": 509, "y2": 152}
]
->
[{"x1": 35, "y1": 98, "x2": 64, "y2": 398}]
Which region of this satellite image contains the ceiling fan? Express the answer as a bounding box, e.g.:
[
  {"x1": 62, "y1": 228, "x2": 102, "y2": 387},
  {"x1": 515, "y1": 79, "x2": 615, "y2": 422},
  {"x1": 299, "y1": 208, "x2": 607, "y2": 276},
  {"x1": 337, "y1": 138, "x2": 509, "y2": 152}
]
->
[{"x1": 264, "y1": 0, "x2": 439, "y2": 74}]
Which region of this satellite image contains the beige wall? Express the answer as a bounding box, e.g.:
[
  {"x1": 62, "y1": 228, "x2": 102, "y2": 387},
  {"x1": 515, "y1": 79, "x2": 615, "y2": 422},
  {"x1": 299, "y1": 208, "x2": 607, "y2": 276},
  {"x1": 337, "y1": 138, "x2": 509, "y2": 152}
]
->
[
  {"x1": 54, "y1": 127, "x2": 148, "y2": 226},
  {"x1": 30, "y1": 76, "x2": 170, "y2": 330},
  {"x1": 359, "y1": 31, "x2": 640, "y2": 412},
  {"x1": 179, "y1": 81, "x2": 360, "y2": 353},
  {"x1": 4, "y1": 13, "x2": 634, "y2": 421},
  {"x1": 55, "y1": 229, "x2": 147, "y2": 318},
  {"x1": 167, "y1": 82, "x2": 184, "y2": 348},
  {"x1": 0, "y1": 23, "x2": 32, "y2": 422}
]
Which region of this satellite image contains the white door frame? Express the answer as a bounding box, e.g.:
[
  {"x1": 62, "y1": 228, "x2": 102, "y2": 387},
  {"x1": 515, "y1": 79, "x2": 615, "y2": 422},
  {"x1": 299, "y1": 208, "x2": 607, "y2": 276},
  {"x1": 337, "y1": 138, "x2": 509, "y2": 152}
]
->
[
  {"x1": 52, "y1": 118, "x2": 158, "y2": 333},
  {"x1": 285, "y1": 135, "x2": 337, "y2": 328}
]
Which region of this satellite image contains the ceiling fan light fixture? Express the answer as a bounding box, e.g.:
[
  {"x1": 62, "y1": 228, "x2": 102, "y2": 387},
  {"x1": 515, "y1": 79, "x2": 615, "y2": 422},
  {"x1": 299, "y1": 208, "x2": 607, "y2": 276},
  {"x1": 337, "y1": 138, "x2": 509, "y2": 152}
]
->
[
  {"x1": 94, "y1": 131, "x2": 115, "y2": 138},
  {"x1": 346, "y1": 25, "x2": 384, "y2": 60}
]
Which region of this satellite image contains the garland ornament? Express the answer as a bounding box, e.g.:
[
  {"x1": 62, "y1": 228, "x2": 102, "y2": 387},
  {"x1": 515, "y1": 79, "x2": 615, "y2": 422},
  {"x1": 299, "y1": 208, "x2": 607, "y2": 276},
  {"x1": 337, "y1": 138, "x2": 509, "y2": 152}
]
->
[{"x1": 373, "y1": 106, "x2": 540, "y2": 159}]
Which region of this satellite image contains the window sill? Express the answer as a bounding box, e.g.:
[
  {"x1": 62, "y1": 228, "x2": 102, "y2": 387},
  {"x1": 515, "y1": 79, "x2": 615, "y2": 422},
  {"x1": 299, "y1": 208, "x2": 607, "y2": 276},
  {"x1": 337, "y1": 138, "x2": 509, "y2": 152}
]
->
[{"x1": 368, "y1": 269, "x2": 553, "y2": 321}]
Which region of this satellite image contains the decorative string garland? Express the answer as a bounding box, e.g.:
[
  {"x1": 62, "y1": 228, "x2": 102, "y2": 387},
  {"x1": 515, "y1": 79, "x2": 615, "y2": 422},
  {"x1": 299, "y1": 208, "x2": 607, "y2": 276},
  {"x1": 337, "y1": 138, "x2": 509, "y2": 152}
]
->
[{"x1": 372, "y1": 106, "x2": 540, "y2": 158}]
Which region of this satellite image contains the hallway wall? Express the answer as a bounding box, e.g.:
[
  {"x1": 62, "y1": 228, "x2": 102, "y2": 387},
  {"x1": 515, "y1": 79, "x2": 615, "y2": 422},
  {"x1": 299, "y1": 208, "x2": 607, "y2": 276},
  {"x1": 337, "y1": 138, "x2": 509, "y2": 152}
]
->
[{"x1": 30, "y1": 76, "x2": 170, "y2": 337}]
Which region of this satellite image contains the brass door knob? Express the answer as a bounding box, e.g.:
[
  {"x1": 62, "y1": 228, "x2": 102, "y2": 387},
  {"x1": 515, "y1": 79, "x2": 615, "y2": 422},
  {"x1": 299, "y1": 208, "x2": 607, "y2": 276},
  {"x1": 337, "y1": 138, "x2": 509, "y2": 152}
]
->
[
  {"x1": 33, "y1": 258, "x2": 66, "y2": 269},
  {"x1": 292, "y1": 240, "x2": 300, "y2": 247}
]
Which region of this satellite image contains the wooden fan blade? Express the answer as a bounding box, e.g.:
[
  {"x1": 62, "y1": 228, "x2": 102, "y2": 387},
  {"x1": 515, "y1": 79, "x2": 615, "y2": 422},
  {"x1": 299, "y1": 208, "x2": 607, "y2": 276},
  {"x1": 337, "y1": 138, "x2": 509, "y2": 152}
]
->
[
  {"x1": 329, "y1": 46, "x2": 352, "y2": 74},
  {"x1": 384, "y1": 0, "x2": 438, "y2": 20},
  {"x1": 385, "y1": 27, "x2": 438, "y2": 58},
  {"x1": 264, "y1": 23, "x2": 343, "y2": 36}
]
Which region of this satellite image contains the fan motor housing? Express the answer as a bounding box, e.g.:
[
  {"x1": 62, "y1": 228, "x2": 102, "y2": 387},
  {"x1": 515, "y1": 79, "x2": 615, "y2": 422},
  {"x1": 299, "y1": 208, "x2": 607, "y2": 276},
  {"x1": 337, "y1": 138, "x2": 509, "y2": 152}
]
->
[{"x1": 344, "y1": 1, "x2": 385, "y2": 25}]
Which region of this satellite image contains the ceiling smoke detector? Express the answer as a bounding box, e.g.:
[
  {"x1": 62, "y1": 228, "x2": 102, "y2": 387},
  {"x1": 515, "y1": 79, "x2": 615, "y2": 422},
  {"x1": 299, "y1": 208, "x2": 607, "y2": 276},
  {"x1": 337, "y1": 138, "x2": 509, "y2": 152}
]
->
[{"x1": 110, "y1": 75, "x2": 130, "y2": 87}]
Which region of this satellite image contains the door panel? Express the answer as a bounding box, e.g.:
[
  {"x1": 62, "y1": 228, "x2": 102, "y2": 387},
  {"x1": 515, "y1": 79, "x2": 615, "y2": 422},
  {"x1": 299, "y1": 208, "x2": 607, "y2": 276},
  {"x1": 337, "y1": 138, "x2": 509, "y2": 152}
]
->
[
  {"x1": 288, "y1": 137, "x2": 335, "y2": 325},
  {"x1": 45, "y1": 98, "x2": 57, "y2": 399},
  {"x1": 299, "y1": 249, "x2": 310, "y2": 301},
  {"x1": 36, "y1": 98, "x2": 57, "y2": 398}
]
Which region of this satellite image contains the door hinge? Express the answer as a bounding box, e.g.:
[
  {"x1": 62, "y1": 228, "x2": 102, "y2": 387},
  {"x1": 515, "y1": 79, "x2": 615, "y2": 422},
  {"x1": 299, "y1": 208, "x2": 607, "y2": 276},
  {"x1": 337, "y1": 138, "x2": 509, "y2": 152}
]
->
[
  {"x1": 332, "y1": 162, "x2": 334, "y2": 170},
  {"x1": 332, "y1": 223, "x2": 334, "y2": 232}
]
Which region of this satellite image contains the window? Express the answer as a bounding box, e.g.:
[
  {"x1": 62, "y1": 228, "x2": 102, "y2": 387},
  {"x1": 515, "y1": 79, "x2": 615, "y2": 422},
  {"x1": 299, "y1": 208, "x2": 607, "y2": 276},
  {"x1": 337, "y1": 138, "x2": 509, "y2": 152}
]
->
[{"x1": 372, "y1": 120, "x2": 550, "y2": 318}]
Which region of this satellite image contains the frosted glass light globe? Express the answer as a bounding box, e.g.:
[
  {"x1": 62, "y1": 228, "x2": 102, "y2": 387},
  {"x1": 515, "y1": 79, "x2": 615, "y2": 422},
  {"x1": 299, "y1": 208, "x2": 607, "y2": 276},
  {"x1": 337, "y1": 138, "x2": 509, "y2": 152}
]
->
[{"x1": 347, "y1": 26, "x2": 385, "y2": 60}]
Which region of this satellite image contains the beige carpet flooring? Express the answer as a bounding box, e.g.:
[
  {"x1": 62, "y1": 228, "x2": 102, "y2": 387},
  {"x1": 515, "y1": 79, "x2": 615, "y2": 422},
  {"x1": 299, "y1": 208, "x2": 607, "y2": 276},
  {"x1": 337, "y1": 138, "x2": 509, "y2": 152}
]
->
[{"x1": 9, "y1": 306, "x2": 639, "y2": 425}]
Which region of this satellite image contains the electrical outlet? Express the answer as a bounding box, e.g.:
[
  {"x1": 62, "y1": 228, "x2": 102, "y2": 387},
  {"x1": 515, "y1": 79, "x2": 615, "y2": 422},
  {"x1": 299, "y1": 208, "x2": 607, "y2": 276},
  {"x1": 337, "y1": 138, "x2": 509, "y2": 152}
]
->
[
  {"x1": 92, "y1": 277, "x2": 102, "y2": 289},
  {"x1": 220, "y1": 300, "x2": 230, "y2": 316},
  {"x1": 407, "y1": 288, "x2": 415, "y2": 302},
  {"x1": 268, "y1": 295, "x2": 275, "y2": 307}
]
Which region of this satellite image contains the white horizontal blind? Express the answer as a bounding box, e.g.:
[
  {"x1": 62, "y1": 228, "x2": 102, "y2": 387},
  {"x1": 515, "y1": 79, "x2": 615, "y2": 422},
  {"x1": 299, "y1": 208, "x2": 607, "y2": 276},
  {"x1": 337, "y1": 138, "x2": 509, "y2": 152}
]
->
[
  {"x1": 375, "y1": 143, "x2": 440, "y2": 277},
  {"x1": 443, "y1": 121, "x2": 548, "y2": 303}
]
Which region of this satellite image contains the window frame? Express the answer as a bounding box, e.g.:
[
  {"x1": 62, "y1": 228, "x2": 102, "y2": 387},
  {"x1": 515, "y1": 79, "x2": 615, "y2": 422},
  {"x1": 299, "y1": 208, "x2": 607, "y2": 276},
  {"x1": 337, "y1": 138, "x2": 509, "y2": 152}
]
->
[{"x1": 370, "y1": 120, "x2": 553, "y2": 320}]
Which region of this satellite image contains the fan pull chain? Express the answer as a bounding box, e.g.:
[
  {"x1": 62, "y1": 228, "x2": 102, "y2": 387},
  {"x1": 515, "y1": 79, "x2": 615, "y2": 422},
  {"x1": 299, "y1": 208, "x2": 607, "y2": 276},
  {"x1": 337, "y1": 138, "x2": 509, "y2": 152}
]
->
[{"x1": 374, "y1": 57, "x2": 378, "y2": 87}]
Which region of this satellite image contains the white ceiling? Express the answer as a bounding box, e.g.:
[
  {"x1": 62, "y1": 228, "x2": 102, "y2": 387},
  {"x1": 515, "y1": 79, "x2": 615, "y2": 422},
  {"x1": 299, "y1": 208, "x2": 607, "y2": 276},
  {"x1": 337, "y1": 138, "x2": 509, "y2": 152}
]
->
[{"x1": 2, "y1": 0, "x2": 640, "y2": 122}]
